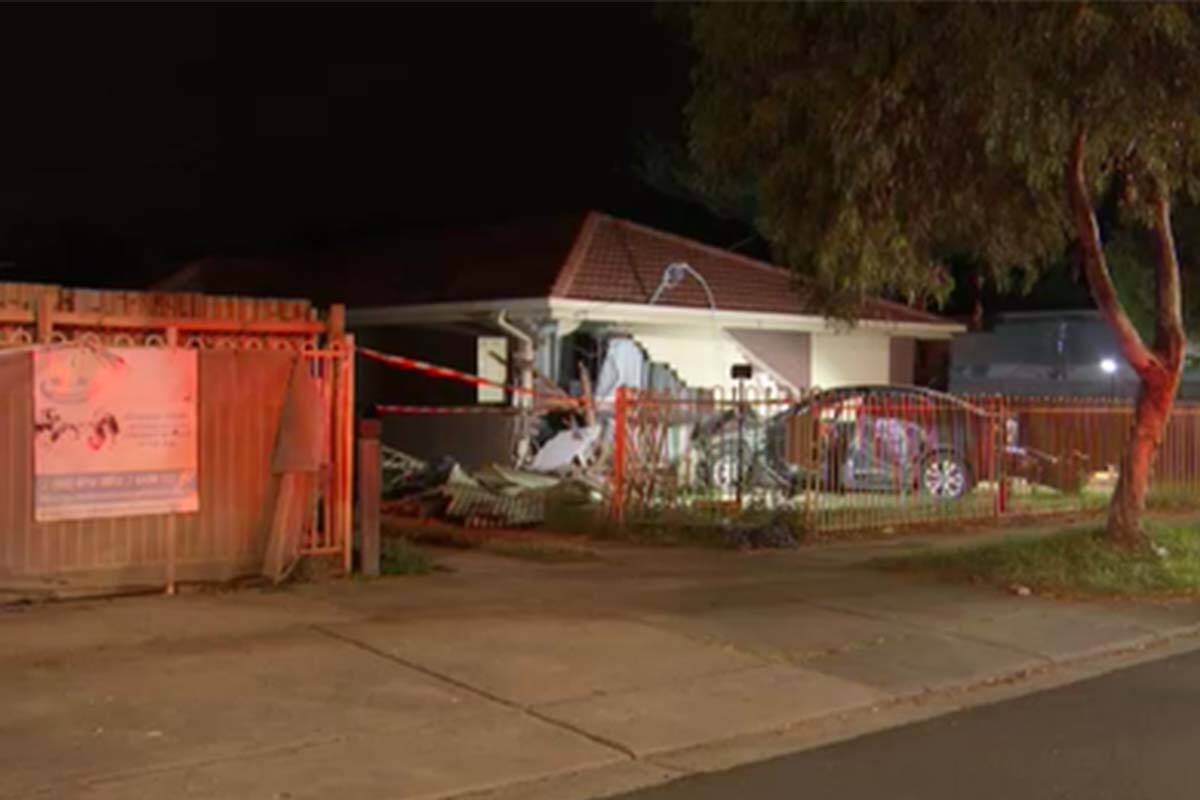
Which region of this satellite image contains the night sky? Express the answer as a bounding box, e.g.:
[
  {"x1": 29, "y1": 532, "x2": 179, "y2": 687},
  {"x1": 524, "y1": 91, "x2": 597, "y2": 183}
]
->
[
  {"x1": 0, "y1": 4, "x2": 730, "y2": 287},
  {"x1": 0, "y1": 4, "x2": 1084, "y2": 317}
]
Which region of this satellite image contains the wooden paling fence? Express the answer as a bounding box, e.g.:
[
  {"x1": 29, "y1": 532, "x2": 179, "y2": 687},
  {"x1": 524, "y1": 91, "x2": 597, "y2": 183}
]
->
[{"x1": 0, "y1": 283, "x2": 355, "y2": 595}]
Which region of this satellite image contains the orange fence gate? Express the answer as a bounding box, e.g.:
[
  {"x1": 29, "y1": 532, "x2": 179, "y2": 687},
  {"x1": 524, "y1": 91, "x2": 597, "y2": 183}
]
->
[{"x1": 0, "y1": 283, "x2": 354, "y2": 595}]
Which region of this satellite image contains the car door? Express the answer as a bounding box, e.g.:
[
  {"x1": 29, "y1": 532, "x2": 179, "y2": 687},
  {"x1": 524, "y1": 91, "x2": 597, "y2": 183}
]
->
[{"x1": 844, "y1": 413, "x2": 919, "y2": 491}]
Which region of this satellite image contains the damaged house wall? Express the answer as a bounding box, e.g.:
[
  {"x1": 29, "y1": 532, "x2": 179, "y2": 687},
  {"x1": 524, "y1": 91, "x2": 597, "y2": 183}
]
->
[{"x1": 613, "y1": 324, "x2": 791, "y2": 393}]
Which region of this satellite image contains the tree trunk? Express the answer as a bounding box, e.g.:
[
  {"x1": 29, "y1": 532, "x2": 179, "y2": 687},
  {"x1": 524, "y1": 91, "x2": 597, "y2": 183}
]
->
[
  {"x1": 969, "y1": 267, "x2": 984, "y2": 332},
  {"x1": 1107, "y1": 369, "x2": 1180, "y2": 548},
  {"x1": 1067, "y1": 128, "x2": 1187, "y2": 547}
]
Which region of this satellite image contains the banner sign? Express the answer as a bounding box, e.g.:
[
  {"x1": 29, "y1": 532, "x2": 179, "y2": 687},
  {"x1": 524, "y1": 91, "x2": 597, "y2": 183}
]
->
[{"x1": 33, "y1": 347, "x2": 199, "y2": 521}]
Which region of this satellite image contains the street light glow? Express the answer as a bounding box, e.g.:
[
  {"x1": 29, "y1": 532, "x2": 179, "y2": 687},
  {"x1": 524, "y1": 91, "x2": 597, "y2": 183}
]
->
[{"x1": 1100, "y1": 358, "x2": 1118, "y2": 375}]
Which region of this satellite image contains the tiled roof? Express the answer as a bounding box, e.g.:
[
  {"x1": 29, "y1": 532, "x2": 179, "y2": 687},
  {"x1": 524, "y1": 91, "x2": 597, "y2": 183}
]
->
[
  {"x1": 554, "y1": 213, "x2": 952, "y2": 325},
  {"x1": 156, "y1": 211, "x2": 954, "y2": 326}
]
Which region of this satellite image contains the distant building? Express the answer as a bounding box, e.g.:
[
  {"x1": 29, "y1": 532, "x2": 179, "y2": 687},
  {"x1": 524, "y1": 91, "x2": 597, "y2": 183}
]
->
[{"x1": 950, "y1": 310, "x2": 1200, "y2": 399}]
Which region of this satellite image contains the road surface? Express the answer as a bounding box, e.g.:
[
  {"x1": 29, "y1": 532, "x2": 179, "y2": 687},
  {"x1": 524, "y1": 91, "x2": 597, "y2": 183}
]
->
[{"x1": 616, "y1": 647, "x2": 1200, "y2": 800}]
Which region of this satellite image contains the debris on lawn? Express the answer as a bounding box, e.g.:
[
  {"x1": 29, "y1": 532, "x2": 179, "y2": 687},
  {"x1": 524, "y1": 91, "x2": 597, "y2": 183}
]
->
[
  {"x1": 476, "y1": 464, "x2": 561, "y2": 491},
  {"x1": 529, "y1": 425, "x2": 602, "y2": 474},
  {"x1": 381, "y1": 445, "x2": 604, "y2": 529},
  {"x1": 440, "y1": 484, "x2": 545, "y2": 528},
  {"x1": 722, "y1": 510, "x2": 802, "y2": 549},
  {"x1": 381, "y1": 446, "x2": 431, "y2": 495}
]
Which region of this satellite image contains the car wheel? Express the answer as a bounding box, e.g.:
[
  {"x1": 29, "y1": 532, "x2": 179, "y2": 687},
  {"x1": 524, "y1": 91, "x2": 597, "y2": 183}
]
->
[
  {"x1": 700, "y1": 442, "x2": 755, "y2": 492},
  {"x1": 708, "y1": 453, "x2": 742, "y2": 490},
  {"x1": 921, "y1": 452, "x2": 972, "y2": 499}
]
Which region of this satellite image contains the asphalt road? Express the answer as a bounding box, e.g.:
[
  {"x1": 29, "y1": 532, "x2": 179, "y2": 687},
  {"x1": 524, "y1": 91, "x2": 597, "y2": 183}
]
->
[{"x1": 616, "y1": 648, "x2": 1200, "y2": 800}]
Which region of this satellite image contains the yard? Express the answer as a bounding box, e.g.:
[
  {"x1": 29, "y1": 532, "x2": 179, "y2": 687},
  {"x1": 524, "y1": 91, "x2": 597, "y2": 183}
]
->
[{"x1": 877, "y1": 518, "x2": 1200, "y2": 599}]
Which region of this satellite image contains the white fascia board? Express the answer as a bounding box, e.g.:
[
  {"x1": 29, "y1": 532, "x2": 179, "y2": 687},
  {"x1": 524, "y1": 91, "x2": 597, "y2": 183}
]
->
[
  {"x1": 545, "y1": 298, "x2": 965, "y2": 339},
  {"x1": 346, "y1": 296, "x2": 964, "y2": 338},
  {"x1": 347, "y1": 298, "x2": 552, "y2": 327}
]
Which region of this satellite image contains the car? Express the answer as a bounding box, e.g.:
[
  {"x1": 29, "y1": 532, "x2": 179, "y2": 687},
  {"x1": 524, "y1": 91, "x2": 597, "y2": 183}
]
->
[{"x1": 693, "y1": 385, "x2": 1081, "y2": 500}]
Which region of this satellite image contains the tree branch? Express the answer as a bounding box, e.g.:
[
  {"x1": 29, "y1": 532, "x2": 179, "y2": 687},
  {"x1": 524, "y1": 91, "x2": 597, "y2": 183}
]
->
[
  {"x1": 1150, "y1": 187, "x2": 1187, "y2": 367},
  {"x1": 1067, "y1": 127, "x2": 1159, "y2": 376}
]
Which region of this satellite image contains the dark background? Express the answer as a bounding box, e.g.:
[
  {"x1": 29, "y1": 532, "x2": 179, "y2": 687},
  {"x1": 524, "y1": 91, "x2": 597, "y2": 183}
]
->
[
  {"x1": 0, "y1": 4, "x2": 717, "y2": 283},
  {"x1": 0, "y1": 3, "x2": 1082, "y2": 316}
]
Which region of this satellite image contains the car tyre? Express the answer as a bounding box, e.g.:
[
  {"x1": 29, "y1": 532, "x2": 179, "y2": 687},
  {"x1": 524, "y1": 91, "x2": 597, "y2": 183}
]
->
[
  {"x1": 699, "y1": 441, "x2": 756, "y2": 493},
  {"x1": 920, "y1": 451, "x2": 973, "y2": 499}
]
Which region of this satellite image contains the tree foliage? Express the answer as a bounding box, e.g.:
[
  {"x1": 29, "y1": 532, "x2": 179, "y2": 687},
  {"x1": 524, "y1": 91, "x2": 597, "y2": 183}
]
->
[
  {"x1": 687, "y1": 2, "x2": 1200, "y2": 545},
  {"x1": 686, "y1": 3, "x2": 1200, "y2": 317},
  {"x1": 1107, "y1": 208, "x2": 1200, "y2": 362}
]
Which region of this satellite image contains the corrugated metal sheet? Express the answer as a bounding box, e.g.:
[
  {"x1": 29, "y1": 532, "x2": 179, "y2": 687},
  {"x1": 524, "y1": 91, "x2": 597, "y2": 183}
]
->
[
  {"x1": 440, "y1": 485, "x2": 545, "y2": 527},
  {"x1": 0, "y1": 349, "x2": 296, "y2": 590}
]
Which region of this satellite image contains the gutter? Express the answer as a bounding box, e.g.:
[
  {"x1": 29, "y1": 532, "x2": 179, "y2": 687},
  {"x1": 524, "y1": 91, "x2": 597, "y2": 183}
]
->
[
  {"x1": 347, "y1": 297, "x2": 965, "y2": 339},
  {"x1": 496, "y1": 310, "x2": 535, "y2": 410},
  {"x1": 546, "y1": 299, "x2": 965, "y2": 339}
]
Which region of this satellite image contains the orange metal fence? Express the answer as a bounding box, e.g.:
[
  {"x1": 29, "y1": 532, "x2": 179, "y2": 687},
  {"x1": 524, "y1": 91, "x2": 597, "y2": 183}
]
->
[
  {"x1": 0, "y1": 283, "x2": 354, "y2": 592},
  {"x1": 608, "y1": 386, "x2": 1200, "y2": 534},
  {"x1": 299, "y1": 341, "x2": 356, "y2": 570}
]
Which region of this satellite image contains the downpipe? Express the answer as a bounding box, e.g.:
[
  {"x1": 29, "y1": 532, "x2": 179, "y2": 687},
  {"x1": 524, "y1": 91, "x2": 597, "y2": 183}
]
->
[{"x1": 496, "y1": 310, "x2": 536, "y2": 464}]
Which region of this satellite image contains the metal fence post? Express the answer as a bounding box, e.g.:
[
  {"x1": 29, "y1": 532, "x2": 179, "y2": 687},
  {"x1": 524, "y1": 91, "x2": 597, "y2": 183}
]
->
[
  {"x1": 996, "y1": 395, "x2": 1009, "y2": 517},
  {"x1": 165, "y1": 326, "x2": 180, "y2": 595},
  {"x1": 612, "y1": 386, "x2": 627, "y2": 524},
  {"x1": 358, "y1": 417, "x2": 381, "y2": 577},
  {"x1": 35, "y1": 291, "x2": 55, "y2": 343},
  {"x1": 804, "y1": 390, "x2": 820, "y2": 535},
  {"x1": 342, "y1": 334, "x2": 357, "y2": 575}
]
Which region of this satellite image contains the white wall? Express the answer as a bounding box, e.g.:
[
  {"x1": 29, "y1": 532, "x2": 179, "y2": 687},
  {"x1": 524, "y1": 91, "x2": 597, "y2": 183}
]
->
[
  {"x1": 626, "y1": 324, "x2": 784, "y2": 392},
  {"x1": 810, "y1": 330, "x2": 891, "y2": 388},
  {"x1": 476, "y1": 336, "x2": 508, "y2": 403},
  {"x1": 618, "y1": 323, "x2": 892, "y2": 392}
]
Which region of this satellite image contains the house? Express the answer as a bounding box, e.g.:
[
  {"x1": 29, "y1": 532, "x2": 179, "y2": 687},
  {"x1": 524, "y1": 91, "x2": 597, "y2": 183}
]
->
[
  {"x1": 159, "y1": 211, "x2": 964, "y2": 465},
  {"x1": 345, "y1": 212, "x2": 961, "y2": 389},
  {"x1": 950, "y1": 310, "x2": 1200, "y2": 399},
  {"x1": 343, "y1": 212, "x2": 963, "y2": 464}
]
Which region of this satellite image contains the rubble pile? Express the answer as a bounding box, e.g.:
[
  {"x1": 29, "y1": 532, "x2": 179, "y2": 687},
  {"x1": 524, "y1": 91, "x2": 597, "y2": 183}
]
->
[{"x1": 381, "y1": 446, "x2": 602, "y2": 529}]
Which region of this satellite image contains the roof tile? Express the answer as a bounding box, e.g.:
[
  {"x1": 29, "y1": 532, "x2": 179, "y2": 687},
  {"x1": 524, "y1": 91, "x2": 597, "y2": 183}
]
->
[
  {"x1": 155, "y1": 210, "x2": 954, "y2": 326},
  {"x1": 559, "y1": 213, "x2": 950, "y2": 325}
]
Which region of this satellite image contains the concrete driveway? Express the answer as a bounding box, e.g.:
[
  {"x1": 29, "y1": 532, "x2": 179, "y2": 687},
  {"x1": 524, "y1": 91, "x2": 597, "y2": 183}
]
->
[{"x1": 4, "y1": 532, "x2": 1199, "y2": 800}]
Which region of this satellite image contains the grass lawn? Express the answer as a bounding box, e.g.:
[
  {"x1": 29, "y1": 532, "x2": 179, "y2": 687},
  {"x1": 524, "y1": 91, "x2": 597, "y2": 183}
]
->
[
  {"x1": 875, "y1": 523, "x2": 1200, "y2": 598},
  {"x1": 379, "y1": 537, "x2": 438, "y2": 576}
]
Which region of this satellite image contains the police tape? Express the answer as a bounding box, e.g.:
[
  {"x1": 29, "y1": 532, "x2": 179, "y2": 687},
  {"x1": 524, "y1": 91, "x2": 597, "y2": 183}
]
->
[
  {"x1": 358, "y1": 346, "x2": 585, "y2": 405},
  {"x1": 375, "y1": 404, "x2": 520, "y2": 415}
]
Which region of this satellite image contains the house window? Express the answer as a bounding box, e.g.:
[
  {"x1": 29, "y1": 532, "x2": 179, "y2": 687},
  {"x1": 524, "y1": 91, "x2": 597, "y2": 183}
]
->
[{"x1": 477, "y1": 336, "x2": 508, "y2": 404}]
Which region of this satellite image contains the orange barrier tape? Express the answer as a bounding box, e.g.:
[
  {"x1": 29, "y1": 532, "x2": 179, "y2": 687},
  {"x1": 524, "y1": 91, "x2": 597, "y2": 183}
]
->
[
  {"x1": 376, "y1": 404, "x2": 519, "y2": 415},
  {"x1": 358, "y1": 346, "x2": 583, "y2": 405}
]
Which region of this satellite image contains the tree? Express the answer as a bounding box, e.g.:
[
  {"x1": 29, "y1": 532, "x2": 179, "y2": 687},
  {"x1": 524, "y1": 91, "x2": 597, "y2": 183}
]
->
[
  {"x1": 685, "y1": 3, "x2": 1200, "y2": 547},
  {"x1": 1108, "y1": 205, "x2": 1200, "y2": 365}
]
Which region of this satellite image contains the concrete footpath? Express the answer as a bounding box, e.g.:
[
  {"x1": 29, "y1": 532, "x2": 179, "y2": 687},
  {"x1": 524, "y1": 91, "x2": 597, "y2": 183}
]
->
[{"x1": 4, "y1": 531, "x2": 1200, "y2": 800}]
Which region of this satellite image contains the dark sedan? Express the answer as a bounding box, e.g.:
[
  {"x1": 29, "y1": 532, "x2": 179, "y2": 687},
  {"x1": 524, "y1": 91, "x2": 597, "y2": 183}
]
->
[{"x1": 694, "y1": 385, "x2": 1082, "y2": 500}]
